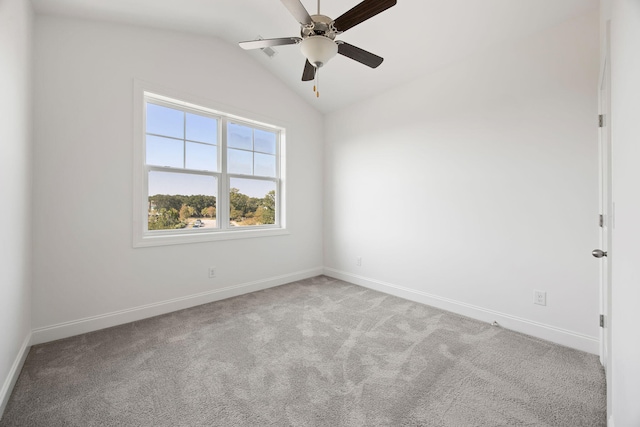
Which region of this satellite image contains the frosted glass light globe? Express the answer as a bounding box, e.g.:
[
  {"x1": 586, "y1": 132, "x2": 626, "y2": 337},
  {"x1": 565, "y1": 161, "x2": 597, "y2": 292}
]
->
[{"x1": 300, "y1": 36, "x2": 338, "y2": 68}]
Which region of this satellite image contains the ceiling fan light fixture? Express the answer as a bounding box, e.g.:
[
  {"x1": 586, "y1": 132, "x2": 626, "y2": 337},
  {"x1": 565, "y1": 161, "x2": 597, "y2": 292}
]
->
[
  {"x1": 300, "y1": 36, "x2": 338, "y2": 68},
  {"x1": 237, "y1": 0, "x2": 397, "y2": 91}
]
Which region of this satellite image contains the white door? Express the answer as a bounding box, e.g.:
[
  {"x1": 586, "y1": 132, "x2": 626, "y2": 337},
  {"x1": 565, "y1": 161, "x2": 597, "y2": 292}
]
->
[{"x1": 596, "y1": 22, "x2": 612, "y2": 417}]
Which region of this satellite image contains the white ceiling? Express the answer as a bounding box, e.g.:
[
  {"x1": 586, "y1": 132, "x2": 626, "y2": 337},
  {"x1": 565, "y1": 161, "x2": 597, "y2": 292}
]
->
[{"x1": 31, "y1": 0, "x2": 598, "y2": 113}]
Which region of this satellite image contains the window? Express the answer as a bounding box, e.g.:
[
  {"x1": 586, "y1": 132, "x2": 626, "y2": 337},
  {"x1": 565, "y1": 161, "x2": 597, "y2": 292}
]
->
[{"x1": 133, "y1": 87, "x2": 286, "y2": 247}]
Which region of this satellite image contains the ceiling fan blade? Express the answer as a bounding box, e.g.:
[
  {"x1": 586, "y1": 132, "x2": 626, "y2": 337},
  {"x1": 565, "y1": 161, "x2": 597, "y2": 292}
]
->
[
  {"x1": 280, "y1": 0, "x2": 314, "y2": 26},
  {"x1": 239, "y1": 37, "x2": 301, "y2": 50},
  {"x1": 333, "y1": 0, "x2": 396, "y2": 33},
  {"x1": 302, "y1": 60, "x2": 316, "y2": 81},
  {"x1": 338, "y1": 42, "x2": 383, "y2": 68}
]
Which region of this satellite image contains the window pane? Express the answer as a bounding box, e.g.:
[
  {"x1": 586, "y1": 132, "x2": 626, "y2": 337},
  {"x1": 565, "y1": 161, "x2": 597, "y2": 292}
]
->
[
  {"x1": 254, "y1": 153, "x2": 276, "y2": 177},
  {"x1": 229, "y1": 178, "x2": 276, "y2": 227},
  {"x1": 228, "y1": 148, "x2": 253, "y2": 175},
  {"x1": 146, "y1": 103, "x2": 183, "y2": 138},
  {"x1": 228, "y1": 123, "x2": 252, "y2": 150},
  {"x1": 186, "y1": 113, "x2": 217, "y2": 144},
  {"x1": 254, "y1": 129, "x2": 276, "y2": 154},
  {"x1": 186, "y1": 142, "x2": 217, "y2": 172},
  {"x1": 148, "y1": 171, "x2": 217, "y2": 231},
  {"x1": 146, "y1": 135, "x2": 183, "y2": 168}
]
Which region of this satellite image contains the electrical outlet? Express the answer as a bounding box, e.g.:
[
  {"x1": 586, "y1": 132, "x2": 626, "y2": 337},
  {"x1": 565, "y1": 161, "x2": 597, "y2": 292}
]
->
[
  {"x1": 534, "y1": 290, "x2": 546, "y2": 306},
  {"x1": 356, "y1": 256, "x2": 362, "y2": 267},
  {"x1": 208, "y1": 267, "x2": 216, "y2": 278}
]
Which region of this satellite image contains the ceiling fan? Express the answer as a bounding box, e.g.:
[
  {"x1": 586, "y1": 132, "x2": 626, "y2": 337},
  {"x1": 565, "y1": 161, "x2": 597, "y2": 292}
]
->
[{"x1": 239, "y1": 0, "x2": 397, "y2": 96}]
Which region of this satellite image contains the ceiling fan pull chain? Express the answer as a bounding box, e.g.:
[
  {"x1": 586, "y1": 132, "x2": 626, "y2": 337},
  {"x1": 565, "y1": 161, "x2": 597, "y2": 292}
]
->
[{"x1": 315, "y1": 70, "x2": 320, "y2": 97}]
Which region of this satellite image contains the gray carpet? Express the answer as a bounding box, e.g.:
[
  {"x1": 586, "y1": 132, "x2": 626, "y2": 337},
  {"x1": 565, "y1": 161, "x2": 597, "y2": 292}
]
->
[{"x1": 1, "y1": 276, "x2": 606, "y2": 426}]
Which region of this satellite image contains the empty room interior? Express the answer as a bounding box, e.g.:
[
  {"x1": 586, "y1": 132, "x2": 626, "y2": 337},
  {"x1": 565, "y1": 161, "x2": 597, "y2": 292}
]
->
[{"x1": 1, "y1": 0, "x2": 639, "y2": 425}]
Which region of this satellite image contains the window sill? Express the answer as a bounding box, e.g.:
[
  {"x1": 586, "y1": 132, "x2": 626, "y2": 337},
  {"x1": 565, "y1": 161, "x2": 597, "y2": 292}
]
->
[{"x1": 133, "y1": 227, "x2": 289, "y2": 248}]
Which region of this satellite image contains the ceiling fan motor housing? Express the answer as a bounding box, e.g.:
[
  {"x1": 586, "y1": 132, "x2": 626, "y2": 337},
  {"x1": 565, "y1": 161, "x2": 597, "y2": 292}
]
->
[{"x1": 302, "y1": 15, "x2": 337, "y2": 39}]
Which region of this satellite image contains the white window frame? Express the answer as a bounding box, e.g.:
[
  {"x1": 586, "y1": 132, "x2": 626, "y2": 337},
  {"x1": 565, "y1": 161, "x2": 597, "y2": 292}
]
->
[{"x1": 133, "y1": 81, "x2": 287, "y2": 247}]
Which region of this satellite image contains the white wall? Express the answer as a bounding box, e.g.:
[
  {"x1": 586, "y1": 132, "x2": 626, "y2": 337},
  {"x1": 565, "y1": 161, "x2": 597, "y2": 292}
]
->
[
  {"x1": 610, "y1": 0, "x2": 640, "y2": 424},
  {"x1": 31, "y1": 16, "x2": 324, "y2": 342},
  {"x1": 0, "y1": 0, "x2": 33, "y2": 417},
  {"x1": 324, "y1": 11, "x2": 600, "y2": 353}
]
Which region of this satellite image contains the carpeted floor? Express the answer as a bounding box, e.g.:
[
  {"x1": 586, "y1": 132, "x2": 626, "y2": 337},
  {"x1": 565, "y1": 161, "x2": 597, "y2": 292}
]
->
[{"x1": 1, "y1": 276, "x2": 606, "y2": 426}]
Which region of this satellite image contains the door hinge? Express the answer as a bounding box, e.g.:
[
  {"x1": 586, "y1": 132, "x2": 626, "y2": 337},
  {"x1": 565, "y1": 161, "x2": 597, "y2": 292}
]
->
[
  {"x1": 599, "y1": 114, "x2": 604, "y2": 128},
  {"x1": 600, "y1": 314, "x2": 605, "y2": 328},
  {"x1": 599, "y1": 214, "x2": 604, "y2": 227}
]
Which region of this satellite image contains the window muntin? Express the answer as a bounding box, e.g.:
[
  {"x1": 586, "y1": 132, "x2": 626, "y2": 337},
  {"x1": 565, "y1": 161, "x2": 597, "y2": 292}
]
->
[
  {"x1": 146, "y1": 101, "x2": 219, "y2": 172},
  {"x1": 227, "y1": 123, "x2": 277, "y2": 178},
  {"x1": 142, "y1": 93, "x2": 282, "y2": 239}
]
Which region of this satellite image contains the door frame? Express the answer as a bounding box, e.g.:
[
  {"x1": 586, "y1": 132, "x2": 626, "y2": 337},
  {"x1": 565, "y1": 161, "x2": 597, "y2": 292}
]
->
[{"x1": 598, "y1": 19, "x2": 612, "y2": 418}]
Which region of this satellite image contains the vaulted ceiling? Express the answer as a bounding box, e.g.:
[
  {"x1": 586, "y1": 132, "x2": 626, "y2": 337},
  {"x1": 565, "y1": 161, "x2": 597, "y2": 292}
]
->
[{"x1": 31, "y1": 0, "x2": 598, "y2": 113}]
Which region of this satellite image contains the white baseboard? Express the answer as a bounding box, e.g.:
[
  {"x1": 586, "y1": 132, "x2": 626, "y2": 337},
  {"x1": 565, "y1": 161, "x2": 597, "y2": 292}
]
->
[
  {"x1": 30, "y1": 266, "x2": 600, "y2": 353},
  {"x1": 31, "y1": 267, "x2": 323, "y2": 345},
  {"x1": 0, "y1": 333, "x2": 31, "y2": 420},
  {"x1": 324, "y1": 268, "x2": 599, "y2": 354}
]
